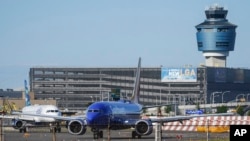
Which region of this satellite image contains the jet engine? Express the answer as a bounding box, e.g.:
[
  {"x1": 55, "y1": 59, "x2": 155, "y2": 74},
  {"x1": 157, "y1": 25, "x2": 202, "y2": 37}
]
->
[
  {"x1": 11, "y1": 119, "x2": 25, "y2": 129},
  {"x1": 67, "y1": 119, "x2": 87, "y2": 135},
  {"x1": 135, "y1": 119, "x2": 153, "y2": 135}
]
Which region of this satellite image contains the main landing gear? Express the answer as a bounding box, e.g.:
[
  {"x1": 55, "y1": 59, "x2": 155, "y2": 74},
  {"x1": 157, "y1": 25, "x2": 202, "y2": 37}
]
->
[
  {"x1": 49, "y1": 126, "x2": 61, "y2": 133},
  {"x1": 19, "y1": 127, "x2": 27, "y2": 133},
  {"x1": 91, "y1": 128, "x2": 103, "y2": 139},
  {"x1": 49, "y1": 122, "x2": 61, "y2": 133},
  {"x1": 132, "y1": 131, "x2": 141, "y2": 139}
]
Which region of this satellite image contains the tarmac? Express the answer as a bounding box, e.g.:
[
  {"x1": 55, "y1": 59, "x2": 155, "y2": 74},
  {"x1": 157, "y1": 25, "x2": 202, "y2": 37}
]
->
[{"x1": 1, "y1": 127, "x2": 230, "y2": 141}]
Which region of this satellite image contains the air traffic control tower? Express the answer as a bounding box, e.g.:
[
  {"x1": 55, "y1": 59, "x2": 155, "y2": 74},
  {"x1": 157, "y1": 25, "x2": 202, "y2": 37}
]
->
[{"x1": 195, "y1": 4, "x2": 237, "y2": 67}]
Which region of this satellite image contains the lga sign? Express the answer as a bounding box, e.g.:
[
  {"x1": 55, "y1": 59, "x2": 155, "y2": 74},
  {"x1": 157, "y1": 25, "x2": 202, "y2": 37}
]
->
[{"x1": 161, "y1": 68, "x2": 197, "y2": 82}]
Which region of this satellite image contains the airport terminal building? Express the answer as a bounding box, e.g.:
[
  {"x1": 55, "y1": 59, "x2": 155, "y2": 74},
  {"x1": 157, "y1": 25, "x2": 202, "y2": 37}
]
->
[
  {"x1": 29, "y1": 67, "x2": 250, "y2": 111},
  {"x1": 27, "y1": 4, "x2": 249, "y2": 111}
]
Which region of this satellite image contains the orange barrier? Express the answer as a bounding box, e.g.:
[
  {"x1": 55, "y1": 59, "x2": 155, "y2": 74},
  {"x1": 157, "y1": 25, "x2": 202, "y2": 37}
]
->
[{"x1": 196, "y1": 126, "x2": 229, "y2": 133}]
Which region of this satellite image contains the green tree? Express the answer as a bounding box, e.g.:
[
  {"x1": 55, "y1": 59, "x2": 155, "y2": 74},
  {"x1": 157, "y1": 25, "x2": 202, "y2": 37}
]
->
[
  {"x1": 164, "y1": 105, "x2": 171, "y2": 114},
  {"x1": 143, "y1": 108, "x2": 147, "y2": 114},
  {"x1": 196, "y1": 103, "x2": 200, "y2": 110},
  {"x1": 216, "y1": 105, "x2": 228, "y2": 113},
  {"x1": 236, "y1": 106, "x2": 244, "y2": 116}
]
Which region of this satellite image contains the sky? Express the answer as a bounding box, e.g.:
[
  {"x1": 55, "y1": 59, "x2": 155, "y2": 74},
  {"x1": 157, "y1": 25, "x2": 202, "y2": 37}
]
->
[{"x1": 0, "y1": 0, "x2": 249, "y2": 90}]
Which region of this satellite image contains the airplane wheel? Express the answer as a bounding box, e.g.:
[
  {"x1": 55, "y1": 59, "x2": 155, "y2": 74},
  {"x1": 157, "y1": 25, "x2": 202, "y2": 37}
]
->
[
  {"x1": 132, "y1": 131, "x2": 141, "y2": 139},
  {"x1": 99, "y1": 131, "x2": 103, "y2": 138},
  {"x1": 57, "y1": 127, "x2": 61, "y2": 133},
  {"x1": 132, "y1": 131, "x2": 136, "y2": 139},
  {"x1": 54, "y1": 127, "x2": 57, "y2": 133},
  {"x1": 138, "y1": 135, "x2": 141, "y2": 139},
  {"x1": 20, "y1": 128, "x2": 27, "y2": 133},
  {"x1": 93, "y1": 132, "x2": 99, "y2": 139}
]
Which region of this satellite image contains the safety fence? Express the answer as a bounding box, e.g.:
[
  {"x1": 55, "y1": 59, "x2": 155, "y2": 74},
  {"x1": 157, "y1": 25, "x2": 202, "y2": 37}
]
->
[{"x1": 149, "y1": 116, "x2": 250, "y2": 132}]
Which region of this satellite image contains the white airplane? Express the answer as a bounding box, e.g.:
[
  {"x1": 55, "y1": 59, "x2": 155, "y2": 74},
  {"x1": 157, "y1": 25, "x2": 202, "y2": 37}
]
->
[
  {"x1": 4, "y1": 58, "x2": 234, "y2": 139},
  {"x1": 1, "y1": 80, "x2": 62, "y2": 133}
]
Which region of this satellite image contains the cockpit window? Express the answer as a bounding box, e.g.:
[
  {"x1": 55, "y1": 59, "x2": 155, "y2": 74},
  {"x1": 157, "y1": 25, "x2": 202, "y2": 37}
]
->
[
  {"x1": 46, "y1": 110, "x2": 59, "y2": 113},
  {"x1": 88, "y1": 109, "x2": 100, "y2": 113}
]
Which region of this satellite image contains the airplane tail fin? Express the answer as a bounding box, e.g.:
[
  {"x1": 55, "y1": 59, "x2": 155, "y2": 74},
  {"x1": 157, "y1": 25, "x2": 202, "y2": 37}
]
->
[
  {"x1": 24, "y1": 80, "x2": 31, "y2": 106},
  {"x1": 130, "y1": 57, "x2": 141, "y2": 104}
]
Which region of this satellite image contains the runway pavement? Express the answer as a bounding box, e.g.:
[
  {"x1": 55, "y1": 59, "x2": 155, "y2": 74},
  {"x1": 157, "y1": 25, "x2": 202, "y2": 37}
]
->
[{"x1": 1, "y1": 127, "x2": 230, "y2": 141}]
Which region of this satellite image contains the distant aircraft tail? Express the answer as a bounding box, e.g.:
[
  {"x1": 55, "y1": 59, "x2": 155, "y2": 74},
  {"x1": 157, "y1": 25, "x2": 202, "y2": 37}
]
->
[
  {"x1": 24, "y1": 80, "x2": 31, "y2": 106},
  {"x1": 130, "y1": 57, "x2": 141, "y2": 104}
]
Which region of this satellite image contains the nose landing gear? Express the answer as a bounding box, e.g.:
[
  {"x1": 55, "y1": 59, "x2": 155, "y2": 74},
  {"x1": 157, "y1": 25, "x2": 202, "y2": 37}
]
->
[
  {"x1": 91, "y1": 128, "x2": 103, "y2": 139},
  {"x1": 49, "y1": 122, "x2": 61, "y2": 133}
]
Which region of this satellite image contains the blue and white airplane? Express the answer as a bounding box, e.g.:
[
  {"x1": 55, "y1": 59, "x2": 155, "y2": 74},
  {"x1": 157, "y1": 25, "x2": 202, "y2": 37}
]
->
[{"x1": 10, "y1": 58, "x2": 233, "y2": 139}]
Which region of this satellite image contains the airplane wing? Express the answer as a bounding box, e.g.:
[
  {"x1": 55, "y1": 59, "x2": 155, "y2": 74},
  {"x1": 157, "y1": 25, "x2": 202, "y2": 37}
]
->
[
  {"x1": 8, "y1": 111, "x2": 234, "y2": 123},
  {"x1": 0, "y1": 114, "x2": 69, "y2": 122},
  {"x1": 142, "y1": 104, "x2": 173, "y2": 109},
  {"x1": 7, "y1": 111, "x2": 85, "y2": 121},
  {"x1": 149, "y1": 112, "x2": 235, "y2": 123},
  {"x1": 0, "y1": 114, "x2": 40, "y2": 123},
  {"x1": 0, "y1": 115, "x2": 17, "y2": 119}
]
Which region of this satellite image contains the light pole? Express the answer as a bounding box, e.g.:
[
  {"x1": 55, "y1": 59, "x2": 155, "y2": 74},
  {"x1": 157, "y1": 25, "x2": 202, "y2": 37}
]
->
[
  {"x1": 222, "y1": 91, "x2": 230, "y2": 103},
  {"x1": 210, "y1": 92, "x2": 222, "y2": 104},
  {"x1": 236, "y1": 94, "x2": 245, "y2": 102},
  {"x1": 213, "y1": 95, "x2": 219, "y2": 104},
  {"x1": 90, "y1": 96, "x2": 93, "y2": 102},
  {"x1": 174, "y1": 95, "x2": 177, "y2": 116},
  {"x1": 247, "y1": 94, "x2": 250, "y2": 102},
  {"x1": 166, "y1": 94, "x2": 171, "y2": 105},
  {"x1": 101, "y1": 91, "x2": 110, "y2": 101},
  {"x1": 156, "y1": 95, "x2": 158, "y2": 105},
  {"x1": 160, "y1": 89, "x2": 162, "y2": 105}
]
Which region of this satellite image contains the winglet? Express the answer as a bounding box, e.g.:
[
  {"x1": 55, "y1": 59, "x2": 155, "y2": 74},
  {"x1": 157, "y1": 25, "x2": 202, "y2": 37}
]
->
[
  {"x1": 24, "y1": 80, "x2": 31, "y2": 106},
  {"x1": 130, "y1": 57, "x2": 141, "y2": 104}
]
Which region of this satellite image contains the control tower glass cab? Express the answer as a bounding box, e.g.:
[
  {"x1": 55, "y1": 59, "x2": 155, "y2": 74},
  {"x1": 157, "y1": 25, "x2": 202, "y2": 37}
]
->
[{"x1": 195, "y1": 4, "x2": 237, "y2": 67}]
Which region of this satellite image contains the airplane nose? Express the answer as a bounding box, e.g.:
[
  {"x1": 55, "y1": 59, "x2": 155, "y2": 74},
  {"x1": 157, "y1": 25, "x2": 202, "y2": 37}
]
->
[{"x1": 87, "y1": 114, "x2": 98, "y2": 125}]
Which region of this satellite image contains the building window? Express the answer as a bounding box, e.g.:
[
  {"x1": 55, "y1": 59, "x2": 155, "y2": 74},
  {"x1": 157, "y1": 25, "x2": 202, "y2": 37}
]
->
[
  {"x1": 203, "y1": 28, "x2": 214, "y2": 32},
  {"x1": 207, "y1": 14, "x2": 225, "y2": 19},
  {"x1": 217, "y1": 28, "x2": 228, "y2": 32},
  {"x1": 198, "y1": 42, "x2": 203, "y2": 47},
  {"x1": 216, "y1": 42, "x2": 229, "y2": 47}
]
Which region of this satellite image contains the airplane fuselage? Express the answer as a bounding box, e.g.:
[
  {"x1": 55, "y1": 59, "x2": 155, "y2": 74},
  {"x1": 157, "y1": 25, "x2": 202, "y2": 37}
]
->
[
  {"x1": 86, "y1": 100, "x2": 142, "y2": 130},
  {"x1": 21, "y1": 105, "x2": 61, "y2": 122}
]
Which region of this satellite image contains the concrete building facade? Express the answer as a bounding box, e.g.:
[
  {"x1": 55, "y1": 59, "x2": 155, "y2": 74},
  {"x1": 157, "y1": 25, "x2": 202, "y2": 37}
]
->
[{"x1": 29, "y1": 67, "x2": 250, "y2": 111}]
